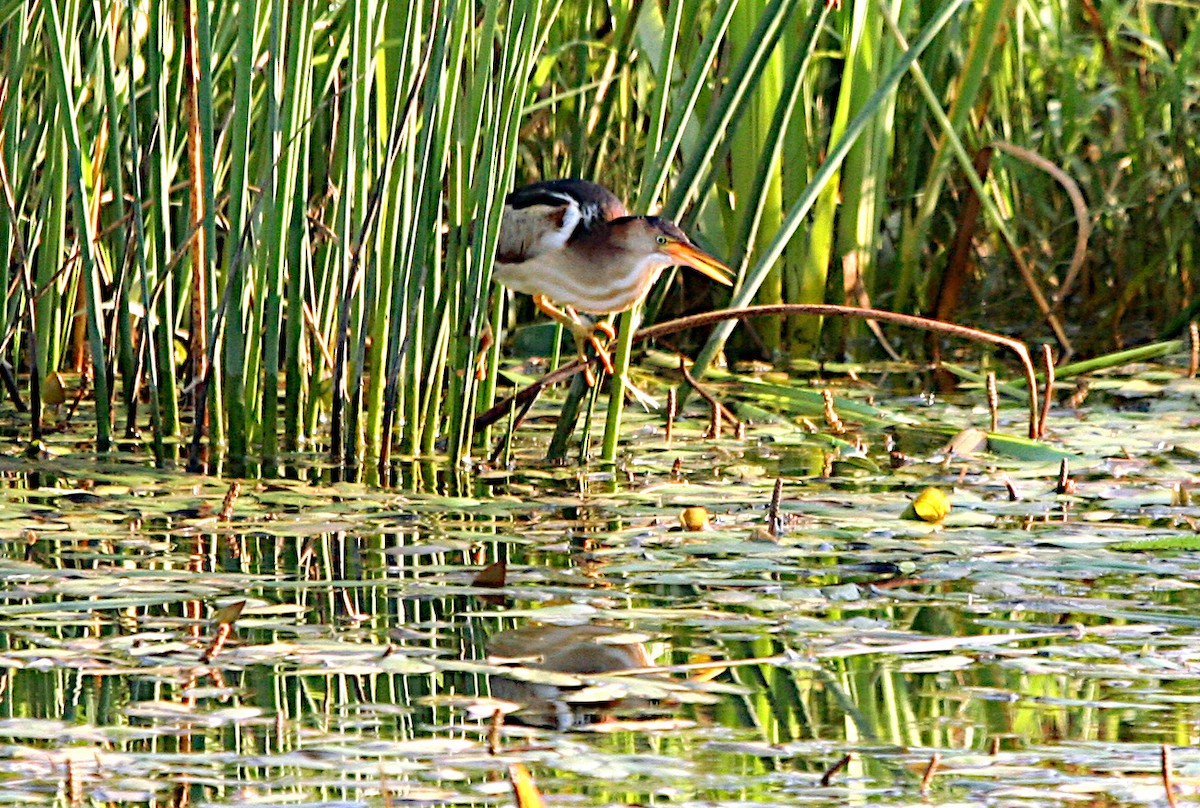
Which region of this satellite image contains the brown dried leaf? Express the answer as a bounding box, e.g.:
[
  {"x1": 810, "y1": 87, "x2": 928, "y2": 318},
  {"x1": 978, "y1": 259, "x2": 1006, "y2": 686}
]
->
[{"x1": 473, "y1": 560, "x2": 507, "y2": 588}]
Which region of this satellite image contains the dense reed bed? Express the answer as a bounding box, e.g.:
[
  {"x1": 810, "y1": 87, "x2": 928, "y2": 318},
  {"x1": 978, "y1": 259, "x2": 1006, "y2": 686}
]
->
[{"x1": 0, "y1": 0, "x2": 1194, "y2": 470}]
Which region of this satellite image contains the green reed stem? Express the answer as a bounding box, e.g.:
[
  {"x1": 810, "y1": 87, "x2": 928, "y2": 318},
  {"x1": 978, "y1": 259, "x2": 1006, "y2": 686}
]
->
[
  {"x1": 687, "y1": 0, "x2": 972, "y2": 394},
  {"x1": 46, "y1": 0, "x2": 111, "y2": 451}
]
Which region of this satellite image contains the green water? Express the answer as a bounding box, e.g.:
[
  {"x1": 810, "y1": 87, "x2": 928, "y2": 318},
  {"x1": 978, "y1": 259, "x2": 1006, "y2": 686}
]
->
[{"x1": 1, "y1": 366, "x2": 1199, "y2": 806}]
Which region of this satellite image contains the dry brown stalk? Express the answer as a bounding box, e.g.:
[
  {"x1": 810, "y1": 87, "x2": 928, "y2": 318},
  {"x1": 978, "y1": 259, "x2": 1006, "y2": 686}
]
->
[
  {"x1": 1188, "y1": 323, "x2": 1198, "y2": 378},
  {"x1": 1056, "y1": 458, "x2": 1076, "y2": 495},
  {"x1": 991, "y1": 141, "x2": 1092, "y2": 313},
  {"x1": 919, "y1": 752, "x2": 941, "y2": 795},
  {"x1": 476, "y1": 304, "x2": 1042, "y2": 440},
  {"x1": 1003, "y1": 475, "x2": 1019, "y2": 502},
  {"x1": 768, "y1": 478, "x2": 784, "y2": 536},
  {"x1": 820, "y1": 753, "x2": 852, "y2": 787},
  {"x1": 1039, "y1": 344, "x2": 1055, "y2": 438},
  {"x1": 678, "y1": 357, "x2": 740, "y2": 436},
  {"x1": 986, "y1": 371, "x2": 999, "y2": 433},
  {"x1": 182, "y1": 0, "x2": 210, "y2": 405},
  {"x1": 1162, "y1": 744, "x2": 1180, "y2": 808},
  {"x1": 509, "y1": 764, "x2": 546, "y2": 808},
  {"x1": 488, "y1": 709, "x2": 503, "y2": 756},
  {"x1": 821, "y1": 389, "x2": 846, "y2": 434},
  {"x1": 66, "y1": 756, "x2": 82, "y2": 808},
  {"x1": 665, "y1": 387, "x2": 676, "y2": 444},
  {"x1": 639, "y1": 305, "x2": 1041, "y2": 438},
  {"x1": 219, "y1": 481, "x2": 240, "y2": 522},
  {"x1": 201, "y1": 620, "x2": 233, "y2": 664}
]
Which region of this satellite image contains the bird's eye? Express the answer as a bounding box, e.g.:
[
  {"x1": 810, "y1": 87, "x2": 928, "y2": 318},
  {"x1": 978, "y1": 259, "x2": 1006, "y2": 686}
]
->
[{"x1": 655, "y1": 235, "x2": 668, "y2": 245}]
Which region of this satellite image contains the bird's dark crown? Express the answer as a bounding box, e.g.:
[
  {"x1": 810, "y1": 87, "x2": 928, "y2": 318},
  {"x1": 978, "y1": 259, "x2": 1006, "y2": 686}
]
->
[{"x1": 607, "y1": 215, "x2": 689, "y2": 242}]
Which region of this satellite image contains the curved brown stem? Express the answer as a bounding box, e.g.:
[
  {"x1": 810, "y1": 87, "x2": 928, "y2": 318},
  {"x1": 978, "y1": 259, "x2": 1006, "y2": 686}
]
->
[
  {"x1": 476, "y1": 304, "x2": 1042, "y2": 439},
  {"x1": 640, "y1": 305, "x2": 1040, "y2": 438},
  {"x1": 474, "y1": 360, "x2": 588, "y2": 432},
  {"x1": 991, "y1": 140, "x2": 1091, "y2": 312}
]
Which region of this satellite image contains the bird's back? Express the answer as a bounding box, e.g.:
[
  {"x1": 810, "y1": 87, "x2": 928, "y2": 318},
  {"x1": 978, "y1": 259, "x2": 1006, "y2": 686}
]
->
[{"x1": 496, "y1": 179, "x2": 628, "y2": 266}]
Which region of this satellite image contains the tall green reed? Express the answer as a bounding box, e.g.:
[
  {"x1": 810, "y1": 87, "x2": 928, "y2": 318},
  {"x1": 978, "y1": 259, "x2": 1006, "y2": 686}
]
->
[
  {"x1": 0, "y1": 0, "x2": 1195, "y2": 471},
  {"x1": 46, "y1": 0, "x2": 112, "y2": 450}
]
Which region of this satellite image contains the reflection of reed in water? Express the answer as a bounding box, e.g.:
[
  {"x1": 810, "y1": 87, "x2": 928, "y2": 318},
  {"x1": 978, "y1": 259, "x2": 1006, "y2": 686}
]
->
[{"x1": 486, "y1": 624, "x2": 659, "y2": 730}]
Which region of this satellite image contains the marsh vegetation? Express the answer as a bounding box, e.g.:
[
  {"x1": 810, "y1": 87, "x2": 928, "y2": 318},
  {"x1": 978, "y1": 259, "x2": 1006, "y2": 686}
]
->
[{"x1": 1, "y1": 1, "x2": 1199, "y2": 804}]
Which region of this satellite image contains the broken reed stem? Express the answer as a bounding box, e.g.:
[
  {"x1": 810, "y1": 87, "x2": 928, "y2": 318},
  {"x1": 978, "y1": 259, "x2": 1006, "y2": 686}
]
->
[
  {"x1": 1066, "y1": 378, "x2": 1089, "y2": 409},
  {"x1": 474, "y1": 359, "x2": 588, "y2": 432},
  {"x1": 66, "y1": 756, "x2": 82, "y2": 808},
  {"x1": 679, "y1": 357, "x2": 740, "y2": 436},
  {"x1": 208, "y1": 666, "x2": 228, "y2": 691},
  {"x1": 475, "y1": 305, "x2": 1042, "y2": 438},
  {"x1": 820, "y1": 753, "x2": 852, "y2": 787},
  {"x1": 219, "y1": 481, "x2": 240, "y2": 522},
  {"x1": 665, "y1": 387, "x2": 676, "y2": 444},
  {"x1": 985, "y1": 371, "x2": 998, "y2": 432},
  {"x1": 1055, "y1": 458, "x2": 1075, "y2": 495},
  {"x1": 223, "y1": 531, "x2": 242, "y2": 561},
  {"x1": 489, "y1": 386, "x2": 540, "y2": 464},
  {"x1": 488, "y1": 709, "x2": 503, "y2": 756},
  {"x1": 1039, "y1": 344, "x2": 1054, "y2": 438},
  {"x1": 919, "y1": 752, "x2": 941, "y2": 795},
  {"x1": 63, "y1": 368, "x2": 90, "y2": 425},
  {"x1": 768, "y1": 477, "x2": 784, "y2": 536},
  {"x1": 1189, "y1": 323, "x2": 1198, "y2": 378},
  {"x1": 201, "y1": 620, "x2": 233, "y2": 663},
  {"x1": 1162, "y1": 744, "x2": 1180, "y2": 808},
  {"x1": 821, "y1": 389, "x2": 846, "y2": 434}
]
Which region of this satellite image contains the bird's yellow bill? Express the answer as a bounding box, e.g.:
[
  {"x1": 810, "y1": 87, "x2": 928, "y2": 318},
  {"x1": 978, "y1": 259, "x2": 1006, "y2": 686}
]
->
[{"x1": 665, "y1": 242, "x2": 735, "y2": 286}]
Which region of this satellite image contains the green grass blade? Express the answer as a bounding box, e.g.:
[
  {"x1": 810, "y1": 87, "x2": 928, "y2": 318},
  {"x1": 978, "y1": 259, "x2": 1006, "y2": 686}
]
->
[
  {"x1": 687, "y1": 0, "x2": 972, "y2": 392},
  {"x1": 45, "y1": 0, "x2": 111, "y2": 451}
]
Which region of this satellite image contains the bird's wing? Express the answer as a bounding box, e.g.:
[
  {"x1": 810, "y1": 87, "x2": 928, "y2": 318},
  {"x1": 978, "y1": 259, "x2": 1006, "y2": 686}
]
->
[{"x1": 497, "y1": 180, "x2": 627, "y2": 264}]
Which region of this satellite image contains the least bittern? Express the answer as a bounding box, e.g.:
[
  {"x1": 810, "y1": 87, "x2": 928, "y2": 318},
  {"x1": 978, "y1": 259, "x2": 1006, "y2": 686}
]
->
[{"x1": 494, "y1": 179, "x2": 733, "y2": 384}]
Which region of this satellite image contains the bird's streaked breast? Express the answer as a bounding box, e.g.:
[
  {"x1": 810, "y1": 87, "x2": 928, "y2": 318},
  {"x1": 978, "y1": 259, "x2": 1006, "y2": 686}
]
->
[{"x1": 498, "y1": 250, "x2": 668, "y2": 314}]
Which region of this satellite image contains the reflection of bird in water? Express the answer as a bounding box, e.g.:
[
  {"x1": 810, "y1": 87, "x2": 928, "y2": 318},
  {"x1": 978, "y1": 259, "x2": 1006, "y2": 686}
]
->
[
  {"x1": 494, "y1": 179, "x2": 733, "y2": 385},
  {"x1": 488, "y1": 623, "x2": 651, "y2": 671},
  {"x1": 486, "y1": 623, "x2": 656, "y2": 730}
]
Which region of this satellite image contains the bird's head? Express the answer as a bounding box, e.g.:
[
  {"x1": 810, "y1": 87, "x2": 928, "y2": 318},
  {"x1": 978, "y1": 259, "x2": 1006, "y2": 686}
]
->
[{"x1": 615, "y1": 217, "x2": 735, "y2": 287}]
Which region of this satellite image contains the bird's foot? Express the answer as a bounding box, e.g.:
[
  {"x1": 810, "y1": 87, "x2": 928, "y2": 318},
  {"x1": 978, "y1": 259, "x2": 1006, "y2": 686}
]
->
[
  {"x1": 568, "y1": 319, "x2": 617, "y2": 386},
  {"x1": 473, "y1": 323, "x2": 494, "y2": 381}
]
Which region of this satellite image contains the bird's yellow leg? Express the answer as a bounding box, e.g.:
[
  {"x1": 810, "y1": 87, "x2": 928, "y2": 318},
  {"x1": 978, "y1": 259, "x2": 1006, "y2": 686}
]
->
[
  {"x1": 532, "y1": 294, "x2": 616, "y2": 385},
  {"x1": 473, "y1": 322, "x2": 494, "y2": 381}
]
